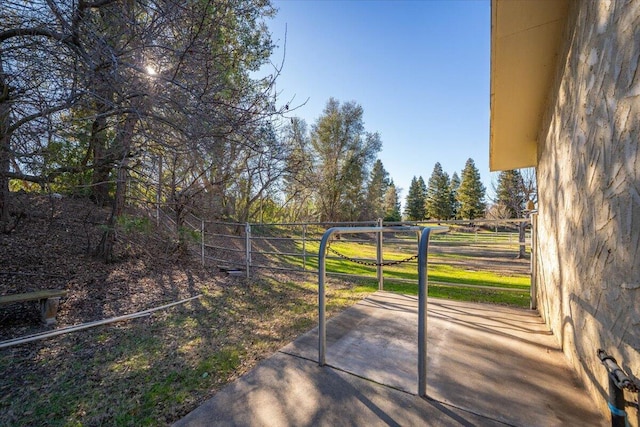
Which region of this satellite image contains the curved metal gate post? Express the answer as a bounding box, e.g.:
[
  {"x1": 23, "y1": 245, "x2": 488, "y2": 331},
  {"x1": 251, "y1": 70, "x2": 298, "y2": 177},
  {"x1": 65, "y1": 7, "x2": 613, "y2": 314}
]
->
[
  {"x1": 418, "y1": 227, "x2": 432, "y2": 397},
  {"x1": 318, "y1": 225, "x2": 446, "y2": 396}
]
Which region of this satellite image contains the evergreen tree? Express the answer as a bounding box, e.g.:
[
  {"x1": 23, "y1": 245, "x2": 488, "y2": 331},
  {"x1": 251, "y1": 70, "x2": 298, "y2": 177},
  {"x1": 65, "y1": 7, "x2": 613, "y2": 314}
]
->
[
  {"x1": 457, "y1": 158, "x2": 486, "y2": 219},
  {"x1": 383, "y1": 180, "x2": 401, "y2": 222},
  {"x1": 341, "y1": 158, "x2": 368, "y2": 221},
  {"x1": 364, "y1": 159, "x2": 390, "y2": 220},
  {"x1": 425, "y1": 162, "x2": 453, "y2": 220},
  {"x1": 495, "y1": 169, "x2": 525, "y2": 218},
  {"x1": 403, "y1": 176, "x2": 426, "y2": 220},
  {"x1": 450, "y1": 171, "x2": 461, "y2": 219}
]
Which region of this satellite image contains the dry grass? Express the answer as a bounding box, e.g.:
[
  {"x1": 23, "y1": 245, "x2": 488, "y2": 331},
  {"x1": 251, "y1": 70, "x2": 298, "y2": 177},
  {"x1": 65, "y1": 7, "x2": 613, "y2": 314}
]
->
[
  {"x1": 0, "y1": 272, "x2": 371, "y2": 426},
  {"x1": 0, "y1": 194, "x2": 374, "y2": 426}
]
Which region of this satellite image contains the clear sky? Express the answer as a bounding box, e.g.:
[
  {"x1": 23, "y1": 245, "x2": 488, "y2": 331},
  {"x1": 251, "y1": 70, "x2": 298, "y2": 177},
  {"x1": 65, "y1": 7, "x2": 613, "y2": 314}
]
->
[{"x1": 265, "y1": 0, "x2": 493, "y2": 205}]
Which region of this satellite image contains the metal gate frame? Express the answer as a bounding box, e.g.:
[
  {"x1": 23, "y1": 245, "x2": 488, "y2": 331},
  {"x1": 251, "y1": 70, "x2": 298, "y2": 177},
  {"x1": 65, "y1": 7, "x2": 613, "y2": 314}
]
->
[{"x1": 318, "y1": 225, "x2": 448, "y2": 397}]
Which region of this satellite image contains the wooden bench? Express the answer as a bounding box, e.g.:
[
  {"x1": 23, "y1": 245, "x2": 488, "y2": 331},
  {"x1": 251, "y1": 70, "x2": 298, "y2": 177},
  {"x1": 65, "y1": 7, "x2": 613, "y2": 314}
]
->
[{"x1": 0, "y1": 289, "x2": 67, "y2": 325}]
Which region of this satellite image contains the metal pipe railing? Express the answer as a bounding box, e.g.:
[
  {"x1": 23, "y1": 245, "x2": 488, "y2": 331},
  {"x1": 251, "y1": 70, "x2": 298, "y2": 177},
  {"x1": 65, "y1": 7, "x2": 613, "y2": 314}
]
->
[
  {"x1": 597, "y1": 349, "x2": 639, "y2": 427},
  {"x1": 318, "y1": 225, "x2": 448, "y2": 397},
  {"x1": 376, "y1": 218, "x2": 384, "y2": 290},
  {"x1": 417, "y1": 226, "x2": 432, "y2": 397}
]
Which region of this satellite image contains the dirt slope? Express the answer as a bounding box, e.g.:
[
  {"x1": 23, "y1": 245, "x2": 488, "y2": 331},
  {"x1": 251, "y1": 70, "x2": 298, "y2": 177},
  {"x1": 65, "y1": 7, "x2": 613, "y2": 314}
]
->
[{"x1": 0, "y1": 192, "x2": 219, "y2": 341}]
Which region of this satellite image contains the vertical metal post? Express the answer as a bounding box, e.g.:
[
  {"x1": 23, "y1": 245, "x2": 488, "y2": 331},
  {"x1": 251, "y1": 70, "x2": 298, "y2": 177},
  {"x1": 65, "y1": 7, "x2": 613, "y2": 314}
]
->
[
  {"x1": 318, "y1": 228, "x2": 335, "y2": 366},
  {"x1": 201, "y1": 219, "x2": 205, "y2": 267},
  {"x1": 530, "y1": 212, "x2": 538, "y2": 310},
  {"x1": 245, "y1": 223, "x2": 251, "y2": 279},
  {"x1": 418, "y1": 227, "x2": 432, "y2": 397},
  {"x1": 303, "y1": 224, "x2": 307, "y2": 271},
  {"x1": 377, "y1": 218, "x2": 383, "y2": 291}
]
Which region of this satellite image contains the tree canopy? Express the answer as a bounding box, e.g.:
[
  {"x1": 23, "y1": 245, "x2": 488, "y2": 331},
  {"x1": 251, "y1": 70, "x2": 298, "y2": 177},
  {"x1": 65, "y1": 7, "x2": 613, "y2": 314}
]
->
[
  {"x1": 309, "y1": 98, "x2": 382, "y2": 222},
  {"x1": 364, "y1": 159, "x2": 391, "y2": 220},
  {"x1": 450, "y1": 171, "x2": 461, "y2": 219},
  {"x1": 1, "y1": 0, "x2": 284, "y2": 259}
]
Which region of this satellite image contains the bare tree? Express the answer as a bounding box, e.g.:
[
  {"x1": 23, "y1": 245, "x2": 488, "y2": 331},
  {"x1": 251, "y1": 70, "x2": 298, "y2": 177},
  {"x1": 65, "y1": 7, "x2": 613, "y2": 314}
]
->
[
  {"x1": 0, "y1": 1, "x2": 83, "y2": 230},
  {"x1": 485, "y1": 202, "x2": 511, "y2": 231},
  {"x1": 281, "y1": 117, "x2": 315, "y2": 222},
  {"x1": 493, "y1": 167, "x2": 537, "y2": 258}
]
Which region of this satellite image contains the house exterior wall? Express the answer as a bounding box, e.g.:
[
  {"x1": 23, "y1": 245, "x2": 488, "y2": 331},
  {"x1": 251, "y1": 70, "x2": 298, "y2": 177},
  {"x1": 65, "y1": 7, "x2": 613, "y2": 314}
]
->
[{"x1": 536, "y1": 0, "x2": 640, "y2": 423}]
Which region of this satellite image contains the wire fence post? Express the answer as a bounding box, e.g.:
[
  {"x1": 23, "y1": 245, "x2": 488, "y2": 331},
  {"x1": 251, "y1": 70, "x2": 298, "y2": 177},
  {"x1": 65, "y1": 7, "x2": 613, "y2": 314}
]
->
[
  {"x1": 302, "y1": 224, "x2": 307, "y2": 271},
  {"x1": 156, "y1": 155, "x2": 162, "y2": 227},
  {"x1": 377, "y1": 218, "x2": 383, "y2": 291},
  {"x1": 201, "y1": 219, "x2": 205, "y2": 267},
  {"x1": 245, "y1": 223, "x2": 251, "y2": 279}
]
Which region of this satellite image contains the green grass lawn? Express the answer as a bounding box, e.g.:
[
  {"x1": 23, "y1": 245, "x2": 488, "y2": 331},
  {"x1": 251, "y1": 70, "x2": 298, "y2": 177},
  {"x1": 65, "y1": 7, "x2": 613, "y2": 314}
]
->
[
  {"x1": 344, "y1": 279, "x2": 530, "y2": 307},
  {"x1": 294, "y1": 240, "x2": 529, "y2": 283},
  {"x1": 274, "y1": 236, "x2": 531, "y2": 308}
]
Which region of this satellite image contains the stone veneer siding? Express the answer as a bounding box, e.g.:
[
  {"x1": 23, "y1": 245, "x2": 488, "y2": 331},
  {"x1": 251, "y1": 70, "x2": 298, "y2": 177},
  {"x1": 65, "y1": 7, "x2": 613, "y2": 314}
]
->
[{"x1": 536, "y1": 0, "x2": 639, "y2": 424}]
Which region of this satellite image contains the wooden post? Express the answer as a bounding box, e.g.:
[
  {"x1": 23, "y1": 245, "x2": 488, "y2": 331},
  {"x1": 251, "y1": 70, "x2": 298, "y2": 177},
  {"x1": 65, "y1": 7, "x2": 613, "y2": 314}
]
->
[{"x1": 40, "y1": 297, "x2": 61, "y2": 325}]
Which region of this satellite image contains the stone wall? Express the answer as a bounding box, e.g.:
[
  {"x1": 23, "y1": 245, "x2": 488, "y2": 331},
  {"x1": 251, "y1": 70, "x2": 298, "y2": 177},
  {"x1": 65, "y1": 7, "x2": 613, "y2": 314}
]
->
[{"x1": 536, "y1": 0, "x2": 640, "y2": 424}]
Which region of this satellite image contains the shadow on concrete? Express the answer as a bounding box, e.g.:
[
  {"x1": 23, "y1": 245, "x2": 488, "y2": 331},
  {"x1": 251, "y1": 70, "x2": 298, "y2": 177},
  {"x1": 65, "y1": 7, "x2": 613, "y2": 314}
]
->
[{"x1": 175, "y1": 292, "x2": 607, "y2": 427}]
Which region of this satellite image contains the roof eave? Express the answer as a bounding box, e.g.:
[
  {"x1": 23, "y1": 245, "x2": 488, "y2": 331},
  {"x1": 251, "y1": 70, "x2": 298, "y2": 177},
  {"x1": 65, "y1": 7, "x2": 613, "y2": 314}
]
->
[{"x1": 489, "y1": 0, "x2": 570, "y2": 172}]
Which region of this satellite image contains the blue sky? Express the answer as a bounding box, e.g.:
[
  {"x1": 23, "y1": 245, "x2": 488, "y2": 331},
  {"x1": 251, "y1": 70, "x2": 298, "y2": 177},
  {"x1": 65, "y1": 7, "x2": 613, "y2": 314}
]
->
[{"x1": 265, "y1": 0, "x2": 493, "y2": 204}]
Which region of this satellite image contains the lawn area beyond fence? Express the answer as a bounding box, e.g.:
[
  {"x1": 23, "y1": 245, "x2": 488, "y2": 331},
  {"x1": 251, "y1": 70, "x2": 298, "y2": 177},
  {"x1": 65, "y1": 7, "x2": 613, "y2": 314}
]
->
[{"x1": 178, "y1": 216, "x2": 533, "y2": 308}]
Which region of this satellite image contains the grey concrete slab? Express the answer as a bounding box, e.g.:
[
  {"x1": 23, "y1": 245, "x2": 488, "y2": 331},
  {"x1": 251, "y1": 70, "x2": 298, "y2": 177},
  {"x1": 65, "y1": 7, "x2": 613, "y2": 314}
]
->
[
  {"x1": 174, "y1": 352, "x2": 508, "y2": 427},
  {"x1": 175, "y1": 292, "x2": 607, "y2": 427},
  {"x1": 281, "y1": 291, "x2": 421, "y2": 393}
]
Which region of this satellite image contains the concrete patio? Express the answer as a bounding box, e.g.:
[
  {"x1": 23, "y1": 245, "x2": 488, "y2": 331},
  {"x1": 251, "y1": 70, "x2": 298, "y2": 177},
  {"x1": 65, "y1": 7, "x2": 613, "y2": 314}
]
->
[{"x1": 174, "y1": 292, "x2": 607, "y2": 426}]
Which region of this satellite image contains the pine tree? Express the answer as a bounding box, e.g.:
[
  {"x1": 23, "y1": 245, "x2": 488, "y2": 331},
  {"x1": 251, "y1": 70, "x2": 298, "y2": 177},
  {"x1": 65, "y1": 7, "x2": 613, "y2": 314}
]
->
[
  {"x1": 450, "y1": 171, "x2": 461, "y2": 219},
  {"x1": 383, "y1": 180, "x2": 402, "y2": 222},
  {"x1": 457, "y1": 158, "x2": 486, "y2": 219},
  {"x1": 425, "y1": 162, "x2": 453, "y2": 220},
  {"x1": 404, "y1": 176, "x2": 426, "y2": 220}
]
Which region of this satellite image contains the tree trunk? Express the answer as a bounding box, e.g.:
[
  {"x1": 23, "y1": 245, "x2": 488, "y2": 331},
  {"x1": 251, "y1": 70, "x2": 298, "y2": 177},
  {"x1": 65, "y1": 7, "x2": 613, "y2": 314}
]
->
[
  {"x1": 95, "y1": 114, "x2": 136, "y2": 262},
  {"x1": 0, "y1": 54, "x2": 12, "y2": 232},
  {"x1": 89, "y1": 104, "x2": 111, "y2": 206}
]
